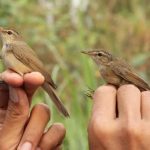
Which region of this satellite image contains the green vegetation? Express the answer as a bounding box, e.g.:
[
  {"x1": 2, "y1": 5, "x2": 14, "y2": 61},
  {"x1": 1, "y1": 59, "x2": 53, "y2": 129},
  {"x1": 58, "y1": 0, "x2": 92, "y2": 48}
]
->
[{"x1": 0, "y1": 0, "x2": 150, "y2": 149}]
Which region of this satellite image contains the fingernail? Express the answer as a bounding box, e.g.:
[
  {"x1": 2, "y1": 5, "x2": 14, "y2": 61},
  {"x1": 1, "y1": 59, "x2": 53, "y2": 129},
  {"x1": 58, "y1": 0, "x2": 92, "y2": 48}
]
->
[
  {"x1": 9, "y1": 86, "x2": 19, "y2": 103},
  {"x1": 20, "y1": 142, "x2": 32, "y2": 150},
  {"x1": 36, "y1": 147, "x2": 41, "y2": 150}
]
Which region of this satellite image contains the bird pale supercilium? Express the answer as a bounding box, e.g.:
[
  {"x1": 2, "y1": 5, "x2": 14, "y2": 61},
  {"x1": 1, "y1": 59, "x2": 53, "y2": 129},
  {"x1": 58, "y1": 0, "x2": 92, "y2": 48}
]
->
[
  {"x1": 0, "y1": 27, "x2": 69, "y2": 117},
  {"x1": 82, "y1": 50, "x2": 150, "y2": 91}
]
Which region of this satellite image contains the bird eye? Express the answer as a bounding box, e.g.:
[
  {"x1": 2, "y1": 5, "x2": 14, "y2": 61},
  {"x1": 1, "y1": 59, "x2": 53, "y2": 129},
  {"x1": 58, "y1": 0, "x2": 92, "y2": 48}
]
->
[
  {"x1": 7, "y1": 31, "x2": 12, "y2": 35},
  {"x1": 97, "y1": 52, "x2": 102, "y2": 57}
]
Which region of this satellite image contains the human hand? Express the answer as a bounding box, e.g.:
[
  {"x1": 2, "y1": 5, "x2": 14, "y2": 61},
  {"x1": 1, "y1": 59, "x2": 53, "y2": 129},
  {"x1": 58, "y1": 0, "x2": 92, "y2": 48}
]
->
[
  {"x1": 0, "y1": 70, "x2": 65, "y2": 150},
  {"x1": 88, "y1": 84, "x2": 150, "y2": 150}
]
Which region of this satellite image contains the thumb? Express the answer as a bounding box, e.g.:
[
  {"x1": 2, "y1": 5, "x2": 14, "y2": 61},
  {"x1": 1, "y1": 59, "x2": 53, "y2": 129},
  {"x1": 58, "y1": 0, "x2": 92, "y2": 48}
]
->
[{"x1": 0, "y1": 86, "x2": 29, "y2": 150}]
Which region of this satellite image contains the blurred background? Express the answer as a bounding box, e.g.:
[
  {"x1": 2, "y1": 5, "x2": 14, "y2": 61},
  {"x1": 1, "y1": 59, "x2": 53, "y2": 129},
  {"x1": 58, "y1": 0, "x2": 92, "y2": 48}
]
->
[{"x1": 0, "y1": 0, "x2": 150, "y2": 149}]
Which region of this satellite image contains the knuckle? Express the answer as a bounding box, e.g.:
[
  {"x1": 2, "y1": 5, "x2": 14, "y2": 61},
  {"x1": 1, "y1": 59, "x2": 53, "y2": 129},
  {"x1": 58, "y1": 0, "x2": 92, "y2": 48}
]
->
[
  {"x1": 89, "y1": 116, "x2": 114, "y2": 139},
  {"x1": 122, "y1": 120, "x2": 141, "y2": 139},
  {"x1": 33, "y1": 103, "x2": 50, "y2": 120},
  {"x1": 43, "y1": 123, "x2": 66, "y2": 147},
  {"x1": 7, "y1": 102, "x2": 29, "y2": 120},
  {"x1": 52, "y1": 123, "x2": 66, "y2": 139}
]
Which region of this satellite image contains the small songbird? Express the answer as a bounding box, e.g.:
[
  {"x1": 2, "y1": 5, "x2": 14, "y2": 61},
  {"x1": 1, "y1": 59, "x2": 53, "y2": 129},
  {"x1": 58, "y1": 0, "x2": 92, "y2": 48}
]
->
[
  {"x1": 82, "y1": 49, "x2": 150, "y2": 91},
  {"x1": 0, "y1": 27, "x2": 69, "y2": 117}
]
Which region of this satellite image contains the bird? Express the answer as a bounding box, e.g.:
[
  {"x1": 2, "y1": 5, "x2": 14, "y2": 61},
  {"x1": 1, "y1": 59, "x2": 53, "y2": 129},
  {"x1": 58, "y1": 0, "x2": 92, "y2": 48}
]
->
[
  {"x1": 0, "y1": 27, "x2": 69, "y2": 117},
  {"x1": 82, "y1": 49, "x2": 150, "y2": 91}
]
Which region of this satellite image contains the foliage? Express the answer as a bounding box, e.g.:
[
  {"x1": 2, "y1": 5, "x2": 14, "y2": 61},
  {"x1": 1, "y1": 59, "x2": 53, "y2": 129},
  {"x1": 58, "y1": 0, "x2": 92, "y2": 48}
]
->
[{"x1": 0, "y1": 0, "x2": 150, "y2": 149}]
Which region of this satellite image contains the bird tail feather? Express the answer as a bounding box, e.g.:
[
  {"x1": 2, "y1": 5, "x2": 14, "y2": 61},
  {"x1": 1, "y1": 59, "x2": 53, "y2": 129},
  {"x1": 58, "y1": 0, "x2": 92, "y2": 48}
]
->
[{"x1": 42, "y1": 82, "x2": 69, "y2": 117}]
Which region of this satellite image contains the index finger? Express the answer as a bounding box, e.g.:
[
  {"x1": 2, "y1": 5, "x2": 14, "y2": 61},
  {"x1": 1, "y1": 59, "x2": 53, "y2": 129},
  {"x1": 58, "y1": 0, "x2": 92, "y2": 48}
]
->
[
  {"x1": 92, "y1": 85, "x2": 117, "y2": 120},
  {"x1": 0, "y1": 69, "x2": 23, "y2": 109},
  {"x1": 0, "y1": 69, "x2": 23, "y2": 87}
]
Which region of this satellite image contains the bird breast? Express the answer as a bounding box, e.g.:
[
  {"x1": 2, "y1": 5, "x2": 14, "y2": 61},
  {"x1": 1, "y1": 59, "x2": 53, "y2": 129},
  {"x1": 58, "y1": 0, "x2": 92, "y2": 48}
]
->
[{"x1": 100, "y1": 66, "x2": 122, "y2": 85}]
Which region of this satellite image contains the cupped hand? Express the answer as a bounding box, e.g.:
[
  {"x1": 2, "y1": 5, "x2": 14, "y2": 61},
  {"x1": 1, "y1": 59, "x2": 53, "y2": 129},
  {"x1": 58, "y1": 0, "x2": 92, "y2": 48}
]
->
[
  {"x1": 0, "y1": 70, "x2": 65, "y2": 150},
  {"x1": 88, "y1": 84, "x2": 150, "y2": 150}
]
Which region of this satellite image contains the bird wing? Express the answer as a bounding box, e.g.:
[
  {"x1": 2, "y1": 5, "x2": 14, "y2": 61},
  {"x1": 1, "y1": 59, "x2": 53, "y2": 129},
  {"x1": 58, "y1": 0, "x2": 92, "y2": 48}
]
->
[
  {"x1": 111, "y1": 60, "x2": 150, "y2": 90},
  {"x1": 10, "y1": 43, "x2": 57, "y2": 89}
]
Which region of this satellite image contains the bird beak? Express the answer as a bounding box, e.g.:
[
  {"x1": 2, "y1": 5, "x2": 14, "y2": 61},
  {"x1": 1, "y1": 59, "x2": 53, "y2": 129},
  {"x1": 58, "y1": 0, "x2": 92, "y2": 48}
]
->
[{"x1": 81, "y1": 51, "x2": 94, "y2": 56}]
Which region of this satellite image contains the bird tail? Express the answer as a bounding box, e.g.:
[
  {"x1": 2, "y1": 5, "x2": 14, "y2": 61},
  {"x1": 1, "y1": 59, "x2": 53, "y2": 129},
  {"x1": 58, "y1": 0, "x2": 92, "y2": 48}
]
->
[{"x1": 42, "y1": 82, "x2": 70, "y2": 117}]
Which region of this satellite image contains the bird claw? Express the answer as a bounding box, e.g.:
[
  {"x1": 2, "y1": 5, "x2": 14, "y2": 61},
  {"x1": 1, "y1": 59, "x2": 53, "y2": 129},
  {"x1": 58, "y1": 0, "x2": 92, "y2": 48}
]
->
[{"x1": 84, "y1": 87, "x2": 95, "y2": 98}]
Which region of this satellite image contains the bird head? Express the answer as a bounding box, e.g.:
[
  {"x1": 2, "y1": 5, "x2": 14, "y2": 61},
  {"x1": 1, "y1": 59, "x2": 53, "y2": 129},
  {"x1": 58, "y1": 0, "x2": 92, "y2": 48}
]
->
[
  {"x1": 0, "y1": 27, "x2": 22, "y2": 44},
  {"x1": 82, "y1": 50, "x2": 113, "y2": 66}
]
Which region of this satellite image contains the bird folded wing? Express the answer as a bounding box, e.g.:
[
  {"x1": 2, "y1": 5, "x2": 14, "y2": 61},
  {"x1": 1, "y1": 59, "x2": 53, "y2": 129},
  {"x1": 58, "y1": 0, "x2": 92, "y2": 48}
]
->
[
  {"x1": 112, "y1": 65, "x2": 150, "y2": 90},
  {"x1": 10, "y1": 43, "x2": 57, "y2": 89}
]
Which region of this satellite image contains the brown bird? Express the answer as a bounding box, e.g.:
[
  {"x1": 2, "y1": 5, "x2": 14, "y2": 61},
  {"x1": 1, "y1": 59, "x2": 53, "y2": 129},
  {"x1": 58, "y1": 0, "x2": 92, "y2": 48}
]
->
[
  {"x1": 82, "y1": 49, "x2": 150, "y2": 91},
  {"x1": 0, "y1": 27, "x2": 69, "y2": 117}
]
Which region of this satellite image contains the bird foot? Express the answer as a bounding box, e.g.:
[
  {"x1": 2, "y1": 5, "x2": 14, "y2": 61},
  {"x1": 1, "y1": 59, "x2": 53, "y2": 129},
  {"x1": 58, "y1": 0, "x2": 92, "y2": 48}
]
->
[{"x1": 84, "y1": 87, "x2": 95, "y2": 98}]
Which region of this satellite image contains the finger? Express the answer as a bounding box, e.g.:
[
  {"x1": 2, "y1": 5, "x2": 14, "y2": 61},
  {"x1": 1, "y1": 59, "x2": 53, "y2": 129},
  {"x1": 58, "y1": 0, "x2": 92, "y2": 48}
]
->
[
  {"x1": 141, "y1": 91, "x2": 150, "y2": 120},
  {"x1": 23, "y1": 72, "x2": 44, "y2": 99},
  {"x1": 0, "y1": 70, "x2": 23, "y2": 124},
  {"x1": 36, "y1": 145, "x2": 62, "y2": 150},
  {"x1": 0, "y1": 84, "x2": 8, "y2": 123},
  {"x1": 0, "y1": 69, "x2": 23, "y2": 87},
  {"x1": 117, "y1": 84, "x2": 141, "y2": 120},
  {"x1": 0, "y1": 69, "x2": 23, "y2": 109},
  {"x1": 0, "y1": 87, "x2": 29, "y2": 149},
  {"x1": 0, "y1": 83, "x2": 9, "y2": 122},
  {"x1": 92, "y1": 85, "x2": 117, "y2": 120},
  {"x1": 0, "y1": 110, "x2": 6, "y2": 124},
  {"x1": 0, "y1": 82, "x2": 9, "y2": 109},
  {"x1": 39, "y1": 123, "x2": 66, "y2": 150},
  {"x1": 18, "y1": 103, "x2": 50, "y2": 150}
]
